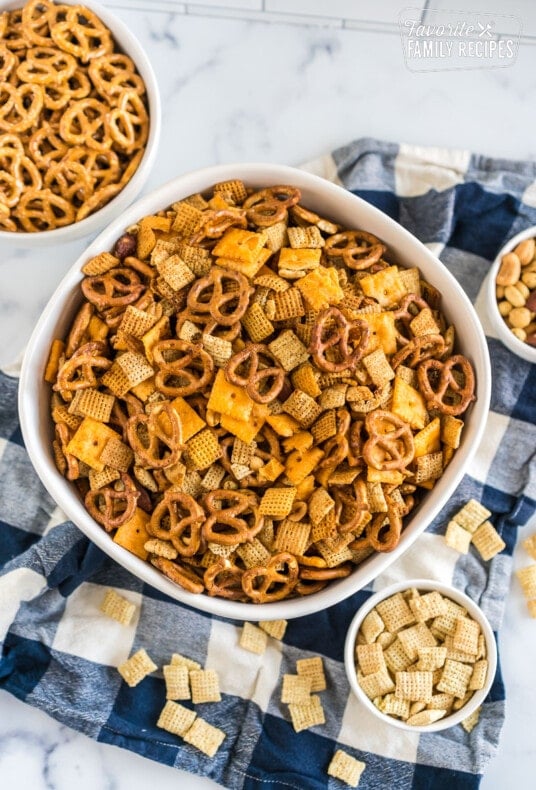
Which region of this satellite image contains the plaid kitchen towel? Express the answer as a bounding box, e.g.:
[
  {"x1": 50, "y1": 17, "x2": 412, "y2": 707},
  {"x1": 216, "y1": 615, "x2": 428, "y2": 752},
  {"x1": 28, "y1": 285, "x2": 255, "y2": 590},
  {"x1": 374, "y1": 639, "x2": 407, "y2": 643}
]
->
[{"x1": 1, "y1": 138, "x2": 535, "y2": 790}]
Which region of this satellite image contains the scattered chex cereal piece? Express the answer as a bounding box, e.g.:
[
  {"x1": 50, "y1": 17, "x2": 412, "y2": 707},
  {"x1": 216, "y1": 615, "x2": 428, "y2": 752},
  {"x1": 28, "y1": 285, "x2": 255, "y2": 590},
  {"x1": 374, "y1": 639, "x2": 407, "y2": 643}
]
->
[
  {"x1": 183, "y1": 717, "x2": 226, "y2": 757},
  {"x1": 444, "y1": 520, "x2": 472, "y2": 554},
  {"x1": 296, "y1": 656, "x2": 327, "y2": 692},
  {"x1": 157, "y1": 700, "x2": 197, "y2": 737},
  {"x1": 461, "y1": 706, "x2": 481, "y2": 733},
  {"x1": 164, "y1": 664, "x2": 191, "y2": 700},
  {"x1": 288, "y1": 694, "x2": 325, "y2": 732},
  {"x1": 190, "y1": 669, "x2": 221, "y2": 704},
  {"x1": 240, "y1": 622, "x2": 268, "y2": 655},
  {"x1": 516, "y1": 564, "x2": 536, "y2": 600},
  {"x1": 118, "y1": 648, "x2": 157, "y2": 688},
  {"x1": 471, "y1": 521, "x2": 506, "y2": 561},
  {"x1": 100, "y1": 588, "x2": 136, "y2": 626},
  {"x1": 522, "y1": 534, "x2": 536, "y2": 560},
  {"x1": 453, "y1": 499, "x2": 491, "y2": 533},
  {"x1": 259, "y1": 619, "x2": 288, "y2": 640},
  {"x1": 281, "y1": 674, "x2": 312, "y2": 704},
  {"x1": 327, "y1": 749, "x2": 366, "y2": 787},
  {"x1": 406, "y1": 708, "x2": 447, "y2": 727}
]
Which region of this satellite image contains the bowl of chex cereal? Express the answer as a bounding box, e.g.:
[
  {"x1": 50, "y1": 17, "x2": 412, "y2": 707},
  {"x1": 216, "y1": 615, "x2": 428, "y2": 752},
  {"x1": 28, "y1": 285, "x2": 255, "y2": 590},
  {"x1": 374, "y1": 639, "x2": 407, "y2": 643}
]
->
[
  {"x1": 20, "y1": 163, "x2": 491, "y2": 621},
  {"x1": 344, "y1": 579, "x2": 497, "y2": 732}
]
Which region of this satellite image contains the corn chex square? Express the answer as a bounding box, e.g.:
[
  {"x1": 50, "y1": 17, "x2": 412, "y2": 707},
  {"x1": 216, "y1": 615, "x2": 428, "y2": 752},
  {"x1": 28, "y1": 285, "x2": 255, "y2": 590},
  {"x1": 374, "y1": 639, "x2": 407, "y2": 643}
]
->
[
  {"x1": 409, "y1": 591, "x2": 448, "y2": 622},
  {"x1": 273, "y1": 519, "x2": 310, "y2": 555},
  {"x1": 69, "y1": 388, "x2": 114, "y2": 423},
  {"x1": 100, "y1": 588, "x2": 136, "y2": 626},
  {"x1": 170, "y1": 653, "x2": 201, "y2": 671},
  {"x1": 452, "y1": 616, "x2": 480, "y2": 656},
  {"x1": 281, "y1": 674, "x2": 312, "y2": 704},
  {"x1": 268, "y1": 330, "x2": 309, "y2": 372},
  {"x1": 282, "y1": 389, "x2": 322, "y2": 428},
  {"x1": 296, "y1": 656, "x2": 326, "y2": 692},
  {"x1": 189, "y1": 669, "x2": 221, "y2": 703},
  {"x1": 259, "y1": 619, "x2": 288, "y2": 640},
  {"x1": 259, "y1": 487, "x2": 297, "y2": 518},
  {"x1": 183, "y1": 717, "x2": 226, "y2": 757},
  {"x1": 384, "y1": 639, "x2": 413, "y2": 674},
  {"x1": 356, "y1": 643, "x2": 386, "y2": 676},
  {"x1": 461, "y1": 706, "x2": 481, "y2": 733},
  {"x1": 515, "y1": 564, "x2": 536, "y2": 599},
  {"x1": 453, "y1": 499, "x2": 491, "y2": 533},
  {"x1": 394, "y1": 671, "x2": 433, "y2": 702},
  {"x1": 164, "y1": 663, "x2": 191, "y2": 700},
  {"x1": 360, "y1": 609, "x2": 385, "y2": 644},
  {"x1": 327, "y1": 749, "x2": 366, "y2": 788},
  {"x1": 436, "y1": 659, "x2": 473, "y2": 699},
  {"x1": 157, "y1": 700, "x2": 197, "y2": 737},
  {"x1": 376, "y1": 593, "x2": 416, "y2": 633},
  {"x1": 359, "y1": 669, "x2": 395, "y2": 700},
  {"x1": 471, "y1": 521, "x2": 505, "y2": 561},
  {"x1": 117, "y1": 648, "x2": 157, "y2": 687},
  {"x1": 469, "y1": 659, "x2": 488, "y2": 691},
  {"x1": 396, "y1": 622, "x2": 437, "y2": 662},
  {"x1": 240, "y1": 622, "x2": 268, "y2": 655},
  {"x1": 445, "y1": 520, "x2": 472, "y2": 554},
  {"x1": 288, "y1": 694, "x2": 325, "y2": 732}
]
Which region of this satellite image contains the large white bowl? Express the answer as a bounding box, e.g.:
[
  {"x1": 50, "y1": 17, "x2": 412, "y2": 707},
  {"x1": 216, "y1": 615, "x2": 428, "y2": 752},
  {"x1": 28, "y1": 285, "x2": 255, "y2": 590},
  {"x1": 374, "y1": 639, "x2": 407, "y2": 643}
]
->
[
  {"x1": 0, "y1": 0, "x2": 161, "y2": 247},
  {"x1": 344, "y1": 579, "x2": 497, "y2": 732},
  {"x1": 19, "y1": 163, "x2": 491, "y2": 621},
  {"x1": 485, "y1": 225, "x2": 536, "y2": 364}
]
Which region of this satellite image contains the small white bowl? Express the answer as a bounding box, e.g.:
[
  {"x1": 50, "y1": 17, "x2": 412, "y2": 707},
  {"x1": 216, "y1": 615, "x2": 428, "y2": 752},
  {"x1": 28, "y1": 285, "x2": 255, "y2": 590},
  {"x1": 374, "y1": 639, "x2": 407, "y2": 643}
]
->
[
  {"x1": 20, "y1": 163, "x2": 491, "y2": 622},
  {"x1": 485, "y1": 225, "x2": 536, "y2": 364},
  {"x1": 0, "y1": 0, "x2": 161, "y2": 248},
  {"x1": 344, "y1": 579, "x2": 497, "y2": 732}
]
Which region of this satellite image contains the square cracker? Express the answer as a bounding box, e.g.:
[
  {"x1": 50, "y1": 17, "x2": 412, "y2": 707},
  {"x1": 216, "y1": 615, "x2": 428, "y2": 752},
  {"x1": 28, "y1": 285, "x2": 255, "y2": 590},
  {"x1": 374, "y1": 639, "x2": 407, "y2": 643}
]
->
[
  {"x1": 259, "y1": 619, "x2": 288, "y2": 640},
  {"x1": 327, "y1": 749, "x2": 366, "y2": 787},
  {"x1": 240, "y1": 622, "x2": 268, "y2": 655},
  {"x1": 445, "y1": 520, "x2": 472, "y2": 554},
  {"x1": 164, "y1": 664, "x2": 191, "y2": 700},
  {"x1": 376, "y1": 593, "x2": 416, "y2": 633},
  {"x1": 183, "y1": 717, "x2": 226, "y2": 757},
  {"x1": 288, "y1": 694, "x2": 325, "y2": 732},
  {"x1": 100, "y1": 588, "x2": 136, "y2": 626},
  {"x1": 157, "y1": 700, "x2": 196, "y2": 737},
  {"x1": 296, "y1": 656, "x2": 326, "y2": 692},
  {"x1": 281, "y1": 674, "x2": 312, "y2": 704},
  {"x1": 453, "y1": 499, "x2": 491, "y2": 533},
  {"x1": 471, "y1": 521, "x2": 505, "y2": 561},
  {"x1": 190, "y1": 669, "x2": 221, "y2": 703},
  {"x1": 118, "y1": 648, "x2": 157, "y2": 687}
]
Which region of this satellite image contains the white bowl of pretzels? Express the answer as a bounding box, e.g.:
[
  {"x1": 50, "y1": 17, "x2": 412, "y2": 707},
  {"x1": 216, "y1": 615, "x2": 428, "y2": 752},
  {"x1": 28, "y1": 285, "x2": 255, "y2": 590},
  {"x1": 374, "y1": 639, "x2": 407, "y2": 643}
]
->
[
  {"x1": 0, "y1": 0, "x2": 160, "y2": 244},
  {"x1": 19, "y1": 163, "x2": 491, "y2": 621}
]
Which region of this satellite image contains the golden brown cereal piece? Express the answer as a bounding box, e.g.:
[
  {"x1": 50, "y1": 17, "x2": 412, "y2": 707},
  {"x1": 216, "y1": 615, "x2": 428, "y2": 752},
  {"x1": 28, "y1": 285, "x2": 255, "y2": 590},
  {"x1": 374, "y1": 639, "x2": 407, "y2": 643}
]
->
[
  {"x1": 468, "y1": 659, "x2": 488, "y2": 691},
  {"x1": 82, "y1": 253, "x2": 120, "y2": 276},
  {"x1": 409, "y1": 591, "x2": 448, "y2": 623},
  {"x1": 416, "y1": 646, "x2": 447, "y2": 672},
  {"x1": 376, "y1": 593, "x2": 416, "y2": 633},
  {"x1": 237, "y1": 539, "x2": 271, "y2": 569},
  {"x1": 441, "y1": 414, "x2": 464, "y2": 449},
  {"x1": 522, "y1": 534, "x2": 536, "y2": 560},
  {"x1": 356, "y1": 643, "x2": 387, "y2": 676},
  {"x1": 66, "y1": 417, "x2": 122, "y2": 472},
  {"x1": 100, "y1": 588, "x2": 136, "y2": 626},
  {"x1": 258, "y1": 619, "x2": 287, "y2": 640},
  {"x1": 171, "y1": 653, "x2": 201, "y2": 671},
  {"x1": 68, "y1": 388, "x2": 115, "y2": 423},
  {"x1": 157, "y1": 254, "x2": 195, "y2": 291},
  {"x1": 461, "y1": 706, "x2": 481, "y2": 733},
  {"x1": 394, "y1": 671, "x2": 433, "y2": 702},
  {"x1": 89, "y1": 467, "x2": 121, "y2": 490},
  {"x1": 189, "y1": 669, "x2": 221, "y2": 704},
  {"x1": 362, "y1": 349, "x2": 395, "y2": 387},
  {"x1": 452, "y1": 616, "x2": 480, "y2": 656},
  {"x1": 288, "y1": 694, "x2": 325, "y2": 732},
  {"x1": 359, "y1": 668, "x2": 395, "y2": 700},
  {"x1": 296, "y1": 656, "x2": 326, "y2": 692},
  {"x1": 240, "y1": 622, "x2": 268, "y2": 655},
  {"x1": 117, "y1": 648, "x2": 157, "y2": 687},
  {"x1": 164, "y1": 663, "x2": 191, "y2": 700},
  {"x1": 144, "y1": 539, "x2": 178, "y2": 559},
  {"x1": 397, "y1": 623, "x2": 437, "y2": 662},
  {"x1": 281, "y1": 674, "x2": 312, "y2": 703},
  {"x1": 437, "y1": 659, "x2": 473, "y2": 699},
  {"x1": 406, "y1": 709, "x2": 447, "y2": 726},
  {"x1": 527, "y1": 600, "x2": 536, "y2": 618},
  {"x1": 183, "y1": 717, "x2": 226, "y2": 757},
  {"x1": 259, "y1": 487, "x2": 297, "y2": 518},
  {"x1": 471, "y1": 521, "x2": 505, "y2": 561},
  {"x1": 360, "y1": 609, "x2": 385, "y2": 644},
  {"x1": 274, "y1": 519, "x2": 311, "y2": 555},
  {"x1": 453, "y1": 499, "x2": 491, "y2": 533},
  {"x1": 100, "y1": 437, "x2": 134, "y2": 472},
  {"x1": 327, "y1": 749, "x2": 366, "y2": 787},
  {"x1": 445, "y1": 520, "x2": 472, "y2": 554},
  {"x1": 282, "y1": 389, "x2": 322, "y2": 428},
  {"x1": 379, "y1": 694, "x2": 411, "y2": 719},
  {"x1": 516, "y1": 564, "x2": 536, "y2": 599},
  {"x1": 268, "y1": 329, "x2": 309, "y2": 372},
  {"x1": 186, "y1": 429, "x2": 222, "y2": 471},
  {"x1": 157, "y1": 700, "x2": 197, "y2": 737}
]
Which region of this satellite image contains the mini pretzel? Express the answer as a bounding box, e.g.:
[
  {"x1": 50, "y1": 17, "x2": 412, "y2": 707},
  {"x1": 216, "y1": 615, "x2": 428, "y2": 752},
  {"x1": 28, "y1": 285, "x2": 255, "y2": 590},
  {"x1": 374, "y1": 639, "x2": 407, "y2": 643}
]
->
[
  {"x1": 204, "y1": 558, "x2": 245, "y2": 600},
  {"x1": 324, "y1": 230, "x2": 385, "y2": 270},
  {"x1": 310, "y1": 306, "x2": 369, "y2": 372},
  {"x1": 367, "y1": 497, "x2": 402, "y2": 552},
  {"x1": 153, "y1": 339, "x2": 214, "y2": 397},
  {"x1": 16, "y1": 46, "x2": 77, "y2": 84},
  {"x1": 187, "y1": 267, "x2": 252, "y2": 327},
  {"x1": 126, "y1": 402, "x2": 183, "y2": 469},
  {"x1": 0, "y1": 82, "x2": 44, "y2": 133},
  {"x1": 54, "y1": 421, "x2": 80, "y2": 480},
  {"x1": 81, "y1": 268, "x2": 146, "y2": 311},
  {"x1": 417, "y1": 355, "x2": 476, "y2": 416},
  {"x1": 225, "y1": 343, "x2": 285, "y2": 404},
  {"x1": 333, "y1": 478, "x2": 369, "y2": 534},
  {"x1": 243, "y1": 185, "x2": 301, "y2": 227},
  {"x1": 148, "y1": 489, "x2": 205, "y2": 556},
  {"x1": 65, "y1": 301, "x2": 94, "y2": 357},
  {"x1": 14, "y1": 187, "x2": 75, "y2": 231},
  {"x1": 50, "y1": 6, "x2": 113, "y2": 63},
  {"x1": 85, "y1": 472, "x2": 139, "y2": 531},
  {"x1": 202, "y1": 489, "x2": 263, "y2": 546},
  {"x1": 107, "y1": 89, "x2": 148, "y2": 152},
  {"x1": 363, "y1": 410, "x2": 414, "y2": 471},
  {"x1": 241, "y1": 552, "x2": 299, "y2": 603},
  {"x1": 391, "y1": 333, "x2": 446, "y2": 369},
  {"x1": 54, "y1": 340, "x2": 111, "y2": 393},
  {"x1": 393, "y1": 293, "x2": 431, "y2": 343},
  {"x1": 88, "y1": 53, "x2": 145, "y2": 97},
  {"x1": 59, "y1": 98, "x2": 110, "y2": 151},
  {"x1": 176, "y1": 308, "x2": 242, "y2": 343}
]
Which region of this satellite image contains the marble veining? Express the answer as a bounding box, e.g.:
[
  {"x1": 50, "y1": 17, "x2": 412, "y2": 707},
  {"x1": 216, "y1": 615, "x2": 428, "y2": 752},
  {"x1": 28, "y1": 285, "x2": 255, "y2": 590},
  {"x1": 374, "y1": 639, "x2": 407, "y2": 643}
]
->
[{"x1": 1, "y1": 3, "x2": 536, "y2": 789}]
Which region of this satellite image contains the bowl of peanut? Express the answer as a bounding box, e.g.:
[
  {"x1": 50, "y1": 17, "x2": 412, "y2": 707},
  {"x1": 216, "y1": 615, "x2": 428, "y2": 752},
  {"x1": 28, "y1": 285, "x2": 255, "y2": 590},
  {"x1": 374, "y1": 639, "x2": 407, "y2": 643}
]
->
[
  {"x1": 0, "y1": 0, "x2": 161, "y2": 246},
  {"x1": 487, "y1": 226, "x2": 536, "y2": 364},
  {"x1": 19, "y1": 163, "x2": 491, "y2": 621}
]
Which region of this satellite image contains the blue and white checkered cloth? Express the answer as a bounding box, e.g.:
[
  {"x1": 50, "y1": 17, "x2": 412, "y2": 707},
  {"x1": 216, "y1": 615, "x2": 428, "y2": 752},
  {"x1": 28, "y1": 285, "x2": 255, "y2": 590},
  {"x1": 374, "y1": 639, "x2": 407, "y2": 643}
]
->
[{"x1": 1, "y1": 138, "x2": 535, "y2": 789}]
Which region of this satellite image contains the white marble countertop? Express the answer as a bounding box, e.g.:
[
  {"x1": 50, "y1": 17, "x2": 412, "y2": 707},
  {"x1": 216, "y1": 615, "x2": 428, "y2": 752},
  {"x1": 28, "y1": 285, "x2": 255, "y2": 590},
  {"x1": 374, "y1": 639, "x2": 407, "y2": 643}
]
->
[{"x1": 1, "y1": 2, "x2": 536, "y2": 788}]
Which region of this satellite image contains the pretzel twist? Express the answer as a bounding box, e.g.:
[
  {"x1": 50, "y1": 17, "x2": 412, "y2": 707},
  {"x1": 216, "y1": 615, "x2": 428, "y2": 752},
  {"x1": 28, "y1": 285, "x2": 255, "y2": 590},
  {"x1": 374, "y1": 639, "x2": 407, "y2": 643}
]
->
[
  {"x1": 417, "y1": 355, "x2": 476, "y2": 416},
  {"x1": 310, "y1": 306, "x2": 369, "y2": 372},
  {"x1": 148, "y1": 488, "x2": 205, "y2": 556},
  {"x1": 324, "y1": 229, "x2": 385, "y2": 270},
  {"x1": 153, "y1": 339, "x2": 215, "y2": 397},
  {"x1": 242, "y1": 552, "x2": 299, "y2": 603},
  {"x1": 127, "y1": 401, "x2": 183, "y2": 469},
  {"x1": 225, "y1": 343, "x2": 285, "y2": 404},
  {"x1": 363, "y1": 410, "x2": 415, "y2": 471}
]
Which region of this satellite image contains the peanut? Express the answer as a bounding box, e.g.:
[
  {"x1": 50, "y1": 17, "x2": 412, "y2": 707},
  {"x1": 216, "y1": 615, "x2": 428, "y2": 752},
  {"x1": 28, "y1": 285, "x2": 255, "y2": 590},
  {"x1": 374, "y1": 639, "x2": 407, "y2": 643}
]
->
[
  {"x1": 511, "y1": 327, "x2": 527, "y2": 342},
  {"x1": 521, "y1": 271, "x2": 536, "y2": 289},
  {"x1": 507, "y1": 306, "x2": 532, "y2": 329},
  {"x1": 496, "y1": 284, "x2": 505, "y2": 299},
  {"x1": 496, "y1": 252, "x2": 521, "y2": 286},
  {"x1": 514, "y1": 238, "x2": 535, "y2": 266},
  {"x1": 498, "y1": 300, "x2": 512, "y2": 316},
  {"x1": 504, "y1": 284, "x2": 526, "y2": 307},
  {"x1": 515, "y1": 281, "x2": 530, "y2": 300}
]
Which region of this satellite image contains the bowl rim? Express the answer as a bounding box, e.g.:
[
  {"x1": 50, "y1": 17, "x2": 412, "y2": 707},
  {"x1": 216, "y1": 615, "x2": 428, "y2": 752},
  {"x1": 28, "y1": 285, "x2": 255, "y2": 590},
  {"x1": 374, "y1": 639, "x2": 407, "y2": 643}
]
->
[
  {"x1": 0, "y1": 0, "x2": 161, "y2": 245},
  {"x1": 486, "y1": 224, "x2": 536, "y2": 364},
  {"x1": 19, "y1": 162, "x2": 492, "y2": 621},
  {"x1": 343, "y1": 578, "x2": 497, "y2": 733}
]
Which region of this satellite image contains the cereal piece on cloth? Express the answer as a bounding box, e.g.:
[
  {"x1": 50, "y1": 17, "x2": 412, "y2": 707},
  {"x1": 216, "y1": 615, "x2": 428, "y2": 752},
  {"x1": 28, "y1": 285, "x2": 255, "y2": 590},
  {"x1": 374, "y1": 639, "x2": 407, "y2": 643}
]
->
[
  {"x1": 516, "y1": 564, "x2": 536, "y2": 599},
  {"x1": 327, "y1": 749, "x2": 366, "y2": 787},
  {"x1": 445, "y1": 520, "x2": 472, "y2": 554},
  {"x1": 190, "y1": 669, "x2": 221, "y2": 703},
  {"x1": 281, "y1": 674, "x2": 312, "y2": 704},
  {"x1": 453, "y1": 499, "x2": 491, "y2": 533},
  {"x1": 471, "y1": 521, "x2": 505, "y2": 561},
  {"x1": 259, "y1": 619, "x2": 288, "y2": 640},
  {"x1": 157, "y1": 701, "x2": 197, "y2": 737},
  {"x1": 296, "y1": 656, "x2": 326, "y2": 692},
  {"x1": 100, "y1": 588, "x2": 136, "y2": 626},
  {"x1": 288, "y1": 694, "x2": 325, "y2": 732},
  {"x1": 171, "y1": 653, "x2": 201, "y2": 671},
  {"x1": 183, "y1": 717, "x2": 226, "y2": 757},
  {"x1": 461, "y1": 706, "x2": 481, "y2": 733},
  {"x1": 118, "y1": 648, "x2": 157, "y2": 687},
  {"x1": 522, "y1": 534, "x2": 536, "y2": 560},
  {"x1": 164, "y1": 663, "x2": 191, "y2": 700},
  {"x1": 240, "y1": 622, "x2": 268, "y2": 655}
]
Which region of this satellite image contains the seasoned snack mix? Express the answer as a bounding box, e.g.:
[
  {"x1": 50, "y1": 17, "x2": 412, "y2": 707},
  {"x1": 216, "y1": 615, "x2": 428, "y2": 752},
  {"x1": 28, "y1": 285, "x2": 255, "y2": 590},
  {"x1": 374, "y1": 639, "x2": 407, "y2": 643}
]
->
[
  {"x1": 46, "y1": 179, "x2": 477, "y2": 603},
  {"x1": 0, "y1": 0, "x2": 149, "y2": 232}
]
